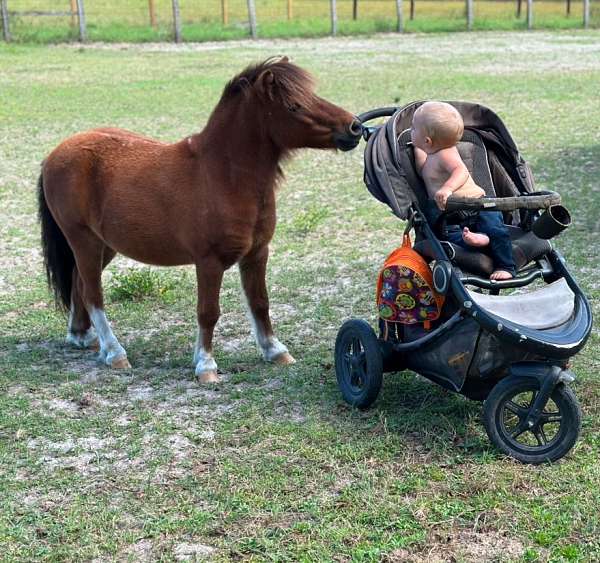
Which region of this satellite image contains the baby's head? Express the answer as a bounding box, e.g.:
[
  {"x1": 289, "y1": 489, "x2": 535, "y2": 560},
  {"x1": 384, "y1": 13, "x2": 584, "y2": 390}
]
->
[{"x1": 411, "y1": 101, "x2": 464, "y2": 153}]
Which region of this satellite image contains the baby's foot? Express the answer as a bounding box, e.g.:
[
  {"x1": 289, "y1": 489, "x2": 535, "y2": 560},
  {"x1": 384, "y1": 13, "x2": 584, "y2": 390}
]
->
[
  {"x1": 490, "y1": 270, "x2": 514, "y2": 281},
  {"x1": 462, "y1": 227, "x2": 490, "y2": 247}
]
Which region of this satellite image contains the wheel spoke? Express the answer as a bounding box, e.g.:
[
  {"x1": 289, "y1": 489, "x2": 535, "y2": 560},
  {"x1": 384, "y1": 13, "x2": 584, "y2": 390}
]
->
[
  {"x1": 511, "y1": 423, "x2": 528, "y2": 440},
  {"x1": 351, "y1": 338, "x2": 361, "y2": 356},
  {"x1": 533, "y1": 427, "x2": 547, "y2": 446},
  {"x1": 505, "y1": 400, "x2": 527, "y2": 418},
  {"x1": 357, "y1": 352, "x2": 366, "y2": 368},
  {"x1": 528, "y1": 391, "x2": 537, "y2": 408},
  {"x1": 540, "y1": 412, "x2": 562, "y2": 424}
]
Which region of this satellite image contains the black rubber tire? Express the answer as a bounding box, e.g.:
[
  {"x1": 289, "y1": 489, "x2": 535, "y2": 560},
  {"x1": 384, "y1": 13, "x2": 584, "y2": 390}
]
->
[
  {"x1": 483, "y1": 376, "x2": 581, "y2": 464},
  {"x1": 335, "y1": 319, "x2": 383, "y2": 409}
]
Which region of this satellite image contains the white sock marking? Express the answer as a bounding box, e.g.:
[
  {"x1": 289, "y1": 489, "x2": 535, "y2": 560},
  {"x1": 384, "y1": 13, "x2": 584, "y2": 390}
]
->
[
  {"x1": 246, "y1": 306, "x2": 288, "y2": 362},
  {"x1": 89, "y1": 307, "x2": 127, "y2": 365},
  {"x1": 194, "y1": 326, "x2": 217, "y2": 375}
]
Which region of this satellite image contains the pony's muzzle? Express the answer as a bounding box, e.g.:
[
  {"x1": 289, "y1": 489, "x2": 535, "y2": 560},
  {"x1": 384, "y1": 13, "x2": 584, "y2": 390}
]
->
[
  {"x1": 333, "y1": 119, "x2": 363, "y2": 151},
  {"x1": 349, "y1": 119, "x2": 363, "y2": 137}
]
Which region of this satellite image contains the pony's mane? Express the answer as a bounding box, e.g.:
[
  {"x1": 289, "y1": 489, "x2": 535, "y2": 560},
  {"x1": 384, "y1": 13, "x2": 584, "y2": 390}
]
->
[{"x1": 222, "y1": 57, "x2": 316, "y2": 109}]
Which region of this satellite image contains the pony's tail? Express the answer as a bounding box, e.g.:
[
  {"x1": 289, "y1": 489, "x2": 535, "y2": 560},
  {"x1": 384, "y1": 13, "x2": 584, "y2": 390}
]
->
[{"x1": 38, "y1": 172, "x2": 74, "y2": 311}]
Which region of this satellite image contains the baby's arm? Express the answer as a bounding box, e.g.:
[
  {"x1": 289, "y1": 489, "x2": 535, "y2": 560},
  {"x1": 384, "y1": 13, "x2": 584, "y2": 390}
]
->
[
  {"x1": 413, "y1": 146, "x2": 427, "y2": 174},
  {"x1": 434, "y1": 150, "x2": 470, "y2": 209}
]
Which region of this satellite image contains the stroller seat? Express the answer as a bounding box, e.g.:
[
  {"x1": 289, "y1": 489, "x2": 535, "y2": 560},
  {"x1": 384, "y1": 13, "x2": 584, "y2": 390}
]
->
[
  {"x1": 466, "y1": 278, "x2": 575, "y2": 329},
  {"x1": 397, "y1": 127, "x2": 552, "y2": 277}
]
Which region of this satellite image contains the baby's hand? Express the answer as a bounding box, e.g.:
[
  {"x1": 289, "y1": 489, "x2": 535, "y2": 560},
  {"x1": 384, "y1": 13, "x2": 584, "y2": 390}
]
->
[{"x1": 435, "y1": 187, "x2": 453, "y2": 210}]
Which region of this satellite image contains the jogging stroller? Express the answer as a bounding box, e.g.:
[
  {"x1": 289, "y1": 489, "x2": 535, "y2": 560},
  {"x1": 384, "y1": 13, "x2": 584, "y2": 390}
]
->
[{"x1": 334, "y1": 102, "x2": 592, "y2": 464}]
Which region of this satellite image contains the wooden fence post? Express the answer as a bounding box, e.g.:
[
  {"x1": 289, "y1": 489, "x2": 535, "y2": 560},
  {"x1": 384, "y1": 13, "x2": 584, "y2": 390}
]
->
[
  {"x1": 566, "y1": 0, "x2": 571, "y2": 15},
  {"x1": 222, "y1": 0, "x2": 228, "y2": 25},
  {"x1": 172, "y1": 0, "x2": 181, "y2": 42},
  {"x1": 395, "y1": 0, "x2": 404, "y2": 32},
  {"x1": 527, "y1": 0, "x2": 533, "y2": 29},
  {"x1": 330, "y1": 0, "x2": 337, "y2": 36},
  {"x1": 517, "y1": 0, "x2": 522, "y2": 17},
  {"x1": 410, "y1": 0, "x2": 415, "y2": 20},
  {"x1": 76, "y1": 0, "x2": 87, "y2": 41},
  {"x1": 70, "y1": 0, "x2": 77, "y2": 27},
  {"x1": 287, "y1": 0, "x2": 292, "y2": 20},
  {"x1": 467, "y1": 0, "x2": 474, "y2": 30},
  {"x1": 353, "y1": 0, "x2": 358, "y2": 20},
  {"x1": 1, "y1": 0, "x2": 10, "y2": 42},
  {"x1": 148, "y1": 0, "x2": 156, "y2": 27},
  {"x1": 583, "y1": 0, "x2": 589, "y2": 27},
  {"x1": 247, "y1": 0, "x2": 257, "y2": 38}
]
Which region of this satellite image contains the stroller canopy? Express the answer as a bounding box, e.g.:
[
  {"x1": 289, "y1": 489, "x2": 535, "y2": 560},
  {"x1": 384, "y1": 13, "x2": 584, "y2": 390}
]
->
[{"x1": 363, "y1": 101, "x2": 535, "y2": 219}]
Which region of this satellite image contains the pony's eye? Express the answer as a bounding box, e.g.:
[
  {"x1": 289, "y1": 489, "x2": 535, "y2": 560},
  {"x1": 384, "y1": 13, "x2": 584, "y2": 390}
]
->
[{"x1": 288, "y1": 103, "x2": 301, "y2": 113}]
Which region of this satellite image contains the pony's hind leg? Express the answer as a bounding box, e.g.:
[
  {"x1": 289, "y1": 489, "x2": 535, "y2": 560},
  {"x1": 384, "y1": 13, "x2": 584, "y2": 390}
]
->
[
  {"x1": 239, "y1": 247, "x2": 295, "y2": 365},
  {"x1": 68, "y1": 232, "x2": 130, "y2": 369},
  {"x1": 66, "y1": 269, "x2": 98, "y2": 350},
  {"x1": 66, "y1": 248, "x2": 116, "y2": 351}
]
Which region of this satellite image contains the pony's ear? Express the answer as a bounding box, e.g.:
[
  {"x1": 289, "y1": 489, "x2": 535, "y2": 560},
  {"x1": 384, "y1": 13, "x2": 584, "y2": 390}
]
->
[
  {"x1": 280, "y1": 56, "x2": 290, "y2": 64},
  {"x1": 256, "y1": 69, "x2": 276, "y2": 101},
  {"x1": 234, "y1": 76, "x2": 251, "y2": 97}
]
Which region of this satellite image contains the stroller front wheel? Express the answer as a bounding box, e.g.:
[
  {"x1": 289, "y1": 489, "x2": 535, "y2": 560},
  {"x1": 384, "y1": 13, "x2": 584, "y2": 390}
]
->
[
  {"x1": 335, "y1": 319, "x2": 383, "y2": 409},
  {"x1": 483, "y1": 376, "x2": 581, "y2": 464}
]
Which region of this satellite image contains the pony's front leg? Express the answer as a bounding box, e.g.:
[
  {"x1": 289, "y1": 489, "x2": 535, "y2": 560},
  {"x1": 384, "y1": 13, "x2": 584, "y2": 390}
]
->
[
  {"x1": 194, "y1": 258, "x2": 224, "y2": 383},
  {"x1": 239, "y1": 247, "x2": 295, "y2": 366}
]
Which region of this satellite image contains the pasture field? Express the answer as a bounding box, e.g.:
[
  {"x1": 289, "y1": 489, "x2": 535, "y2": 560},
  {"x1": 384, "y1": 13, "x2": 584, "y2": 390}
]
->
[
  {"x1": 4, "y1": 0, "x2": 600, "y2": 42},
  {"x1": 1, "y1": 31, "x2": 600, "y2": 561}
]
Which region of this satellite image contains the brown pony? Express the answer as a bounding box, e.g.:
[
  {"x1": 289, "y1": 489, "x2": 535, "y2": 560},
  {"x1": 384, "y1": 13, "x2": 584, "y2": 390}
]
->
[{"x1": 38, "y1": 57, "x2": 362, "y2": 382}]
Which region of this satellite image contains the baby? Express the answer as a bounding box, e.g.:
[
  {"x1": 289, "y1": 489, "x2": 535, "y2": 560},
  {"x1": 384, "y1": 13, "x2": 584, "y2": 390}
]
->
[{"x1": 411, "y1": 101, "x2": 515, "y2": 281}]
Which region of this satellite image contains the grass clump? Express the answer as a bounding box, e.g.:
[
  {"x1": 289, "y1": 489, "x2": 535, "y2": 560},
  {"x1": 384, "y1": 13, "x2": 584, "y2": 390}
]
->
[
  {"x1": 286, "y1": 206, "x2": 330, "y2": 238},
  {"x1": 108, "y1": 268, "x2": 176, "y2": 302}
]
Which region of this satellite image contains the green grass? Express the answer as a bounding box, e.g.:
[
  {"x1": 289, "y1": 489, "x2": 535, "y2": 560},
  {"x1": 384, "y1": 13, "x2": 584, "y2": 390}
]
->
[
  {"x1": 2, "y1": 0, "x2": 599, "y2": 43},
  {"x1": 108, "y1": 269, "x2": 178, "y2": 302},
  {"x1": 1, "y1": 30, "x2": 600, "y2": 561}
]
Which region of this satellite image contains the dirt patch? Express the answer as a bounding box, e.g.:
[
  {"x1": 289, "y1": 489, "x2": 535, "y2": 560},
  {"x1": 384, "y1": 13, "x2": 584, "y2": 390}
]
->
[
  {"x1": 115, "y1": 539, "x2": 154, "y2": 563},
  {"x1": 386, "y1": 529, "x2": 525, "y2": 562},
  {"x1": 45, "y1": 398, "x2": 81, "y2": 414},
  {"x1": 127, "y1": 384, "x2": 155, "y2": 401},
  {"x1": 14, "y1": 489, "x2": 72, "y2": 513},
  {"x1": 27, "y1": 436, "x2": 118, "y2": 474},
  {"x1": 271, "y1": 401, "x2": 307, "y2": 424},
  {"x1": 27, "y1": 436, "x2": 114, "y2": 452},
  {"x1": 173, "y1": 542, "x2": 216, "y2": 561}
]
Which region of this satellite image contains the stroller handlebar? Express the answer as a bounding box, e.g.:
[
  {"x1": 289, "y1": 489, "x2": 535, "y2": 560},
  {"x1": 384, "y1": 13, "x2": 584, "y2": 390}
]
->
[
  {"x1": 444, "y1": 191, "x2": 562, "y2": 212},
  {"x1": 357, "y1": 107, "x2": 399, "y2": 123},
  {"x1": 358, "y1": 107, "x2": 399, "y2": 141}
]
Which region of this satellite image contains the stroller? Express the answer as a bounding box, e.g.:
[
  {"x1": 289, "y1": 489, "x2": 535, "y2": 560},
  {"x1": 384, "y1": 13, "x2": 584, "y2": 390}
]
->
[{"x1": 334, "y1": 102, "x2": 592, "y2": 464}]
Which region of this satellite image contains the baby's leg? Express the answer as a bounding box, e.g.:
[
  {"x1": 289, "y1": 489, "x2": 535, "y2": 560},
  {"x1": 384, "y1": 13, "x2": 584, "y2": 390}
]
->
[
  {"x1": 462, "y1": 227, "x2": 490, "y2": 247},
  {"x1": 476, "y1": 212, "x2": 516, "y2": 279}
]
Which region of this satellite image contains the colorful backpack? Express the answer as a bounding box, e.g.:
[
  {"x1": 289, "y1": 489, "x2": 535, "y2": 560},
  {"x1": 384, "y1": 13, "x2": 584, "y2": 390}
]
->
[{"x1": 376, "y1": 234, "x2": 445, "y2": 331}]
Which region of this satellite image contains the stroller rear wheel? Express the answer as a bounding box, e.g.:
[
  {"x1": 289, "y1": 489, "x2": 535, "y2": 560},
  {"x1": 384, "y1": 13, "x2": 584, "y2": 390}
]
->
[
  {"x1": 335, "y1": 319, "x2": 383, "y2": 409},
  {"x1": 483, "y1": 376, "x2": 581, "y2": 464}
]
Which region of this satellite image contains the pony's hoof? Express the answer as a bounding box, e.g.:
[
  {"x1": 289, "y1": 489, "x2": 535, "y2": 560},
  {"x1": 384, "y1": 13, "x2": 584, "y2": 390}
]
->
[
  {"x1": 111, "y1": 356, "x2": 132, "y2": 369},
  {"x1": 198, "y1": 370, "x2": 220, "y2": 384},
  {"x1": 273, "y1": 352, "x2": 296, "y2": 365}
]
